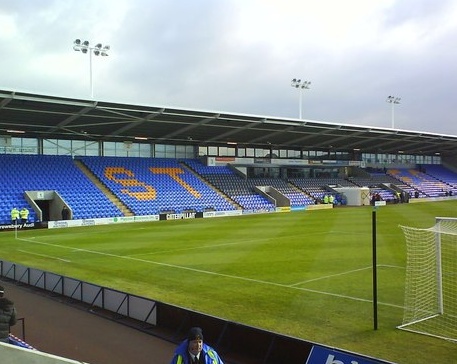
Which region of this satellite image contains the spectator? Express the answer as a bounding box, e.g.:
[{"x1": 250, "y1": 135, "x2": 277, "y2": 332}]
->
[
  {"x1": 395, "y1": 192, "x2": 401, "y2": 203},
  {"x1": 20, "y1": 207, "x2": 29, "y2": 224},
  {"x1": 340, "y1": 194, "x2": 347, "y2": 205},
  {"x1": 10, "y1": 208, "x2": 20, "y2": 225},
  {"x1": 0, "y1": 285, "x2": 17, "y2": 343},
  {"x1": 170, "y1": 327, "x2": 224, "y2": 364},
  {"x1": 61, "y1": 206, "x2": 70, "y2": 220},
  {"x1": 323, "y1": 194, "x2": 329, "y2": 204},
  {"x1": 370, "y1": 194, "x2": 376, "y2": 206}
]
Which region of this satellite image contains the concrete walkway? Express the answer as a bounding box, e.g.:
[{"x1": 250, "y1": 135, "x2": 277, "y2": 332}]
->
[{"x1": 3, "y1": 280, "x2": 176, "y2": 364}]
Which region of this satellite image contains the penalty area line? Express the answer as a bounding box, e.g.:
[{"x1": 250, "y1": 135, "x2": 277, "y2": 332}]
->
[
  {"x1": 290, "y1": 266, "x2": 373, "y2": 286},
  {"x1": 15, "y1": 237, "x2": 402, "y2": 308},
  {"x1": 290, "y1": 264, "x2": 405, "y2": 287}
]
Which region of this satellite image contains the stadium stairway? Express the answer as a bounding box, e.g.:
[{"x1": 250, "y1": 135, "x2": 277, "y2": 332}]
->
[
  {"x1": 74, "y1": 159, "x2": 133, "y2": 217},
  {"x1": 388, "y1": 168, "x2": 448, "y2": 198},
  {"x1": 179, "y1": 161, "x2": 243, "y2": 210},
  {"x1": 78, "y1": 156, "x2": 238, "y2": 215},
  {"x1": 0, "y1": 154, "x2": 125, "y2": 224},
  {"x1": 182, "y1": 160, "x2": 277, "y2": 210}
]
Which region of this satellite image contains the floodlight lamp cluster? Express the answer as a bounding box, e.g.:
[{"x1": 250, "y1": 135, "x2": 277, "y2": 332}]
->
[
  {"x1": 291, "y1": 78, "x2": 311, "y2": 89},
  {"x1": 73, "y1": 39, "x2": 110, "y2": 56},
  {"x1": 386, "y1": 95, "x2": 401, "y2": 104}
]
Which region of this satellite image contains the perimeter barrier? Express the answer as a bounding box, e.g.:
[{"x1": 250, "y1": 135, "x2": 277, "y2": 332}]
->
[{"x1": 0, "y1": 260, "x2": 395, "y2": 364}]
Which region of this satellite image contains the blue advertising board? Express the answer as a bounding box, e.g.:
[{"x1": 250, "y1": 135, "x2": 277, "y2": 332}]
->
[{"x1": 306, "y1": 345, "x2": 391, "y2": 364}]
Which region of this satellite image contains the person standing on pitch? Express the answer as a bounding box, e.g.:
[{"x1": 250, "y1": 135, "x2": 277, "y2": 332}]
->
[
  {"x1": 0, "y1": 285, "x2": 17, "y2": 343},
  {"x1": 10, "y1": 207, "x2": 19, "y2": 225},
  {"x1": 170, "y1": 327, "x2": 224, "y2": 364},
  {"x1": 20, "y1": 207, "x2": 29, "y2": 224}
]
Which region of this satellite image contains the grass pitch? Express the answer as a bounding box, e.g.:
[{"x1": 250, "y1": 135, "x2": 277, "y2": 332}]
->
[{"x1": 1, "y1": 200, "x2": 457, "y2": 364}]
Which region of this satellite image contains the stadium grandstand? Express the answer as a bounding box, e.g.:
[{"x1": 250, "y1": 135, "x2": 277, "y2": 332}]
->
[
  {"x1": 0, "y1": 89, "x2": 456, "y2": 225},
  {"x1": 1, "y1": 88, "x2": 457, "y2": 364}
]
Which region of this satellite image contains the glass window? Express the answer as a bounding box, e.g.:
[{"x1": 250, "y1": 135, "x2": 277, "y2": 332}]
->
[
  {"x1": 217, "y1": 146, "x2": 236, "y2": 157},
  {"x1": 43, "y1": 139, "x2": 59, "y2": 155},
  {"x1": 115, "y1": 142, "x2": 128, "y2": 157},
  {"x1": 187, "y1": 145, "x2": 195, "y2": 158},
  {"x1": 103, "y1": 141, "x2": 117, "y2": 157},
  {"x1": 287, "y1": 150, "x2": 300, "y2": 158},
  {"x1": 176, "y1": 145, "x2": 187, "y2": 158},
  {"x1": 21, "y1": 138, "x2": 39, "y2": 154},
  {"x1": 226, "y1": 147, "x2": 235, "y2": 157},
  {"x1": 219, "y1": 146, "x2": 228, "y2": 156},
  {"x1": 71, "y1": 140, "x2": 87, "y2": 156},
  {"x1": 85, "y1": 141, "x2": 99, "y2": 156},
  {"x1": 270, "y1": 149, "x2": 279, "y2": 158},
  {"x1": 139, "y1": 143, "x2": 151, "y2": 158},
  {"x1": 58, "y1": 140, "x2": 72, "y2": 155},
  {"x1": 0, "y1": 134, "x2": 446, "y2": 167},
  {"x1": 154, "y1": 144, "x2": 166, "y2": 158},
  {"x1": 0, "y1": 137, "x2": 38, "y2": 154},
  {"x1": 165, "y1": 144, "x2": 176, "y2": 158},
  {"x1": 44, "y1": 139, "x2": 87, "y2": 155},
  {"x1": 198, "y1": 146, "x2": 207, "y2": 156},
  {"x1": 255, "y1": 148, "x2": 269, "y2": 157}
]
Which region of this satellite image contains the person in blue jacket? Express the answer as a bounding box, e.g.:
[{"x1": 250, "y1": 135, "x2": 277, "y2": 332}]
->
[
  {"x1": 170, "y1": 326, "x2": 224, "y2": 364},
  {"x1": 0, "y1": 285, "x2": 17, "y2": 343}
]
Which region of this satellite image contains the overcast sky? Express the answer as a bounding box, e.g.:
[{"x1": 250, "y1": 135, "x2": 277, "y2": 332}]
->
[{"x1": 1, "y1": 0, "x2": 456, "y2": 136}]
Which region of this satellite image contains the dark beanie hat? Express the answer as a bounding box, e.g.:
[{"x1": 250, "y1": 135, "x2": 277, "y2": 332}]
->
[{"x1": 187, "y1": 327, "x2": 204, "y2": 341}]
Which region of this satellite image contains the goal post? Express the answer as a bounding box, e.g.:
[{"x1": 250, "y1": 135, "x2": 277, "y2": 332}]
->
[{"x1": 398, "y1": 217, "x2": 457, "y2": 342}]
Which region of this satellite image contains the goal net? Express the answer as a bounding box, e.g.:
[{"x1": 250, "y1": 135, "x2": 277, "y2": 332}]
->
[{"x1": 398, "y1": 217, "x2": 457, "y2": 342}]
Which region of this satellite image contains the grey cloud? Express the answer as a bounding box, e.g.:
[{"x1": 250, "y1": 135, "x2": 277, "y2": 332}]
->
[{"x1": 1, "y1": 0, "x2": 456, "y2": 136}]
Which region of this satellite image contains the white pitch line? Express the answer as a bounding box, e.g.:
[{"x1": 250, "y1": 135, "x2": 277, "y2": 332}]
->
[
  {"x1": 126, "y1": 241, "x2": 248, "y2": 257},
  {"x1": 289, "y1": 264, "x2": 405, "y2": 287},
  {"x1": 378, "y1": 264, "x2": 405, "y2": 269},
  {"x1": 16, "y1": 237, "x2": 403, "y2": 309},
  {"x1": 128, "y1": 233, "x2": 323, "y2": 257},
  {"x1": 289, "y1": 266, "x2": 373, "y2": 286},
  {"x1": 17, "y1": 249, "x2": 71, "y2": 263},
  {"x1": 131, "y1": 229, "x2": 354, "y2": 257}
]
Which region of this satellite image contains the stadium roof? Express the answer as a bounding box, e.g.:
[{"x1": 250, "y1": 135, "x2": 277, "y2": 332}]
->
[{"x1": 0, "y1": 89, "x2": 456, "y2": 156}]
